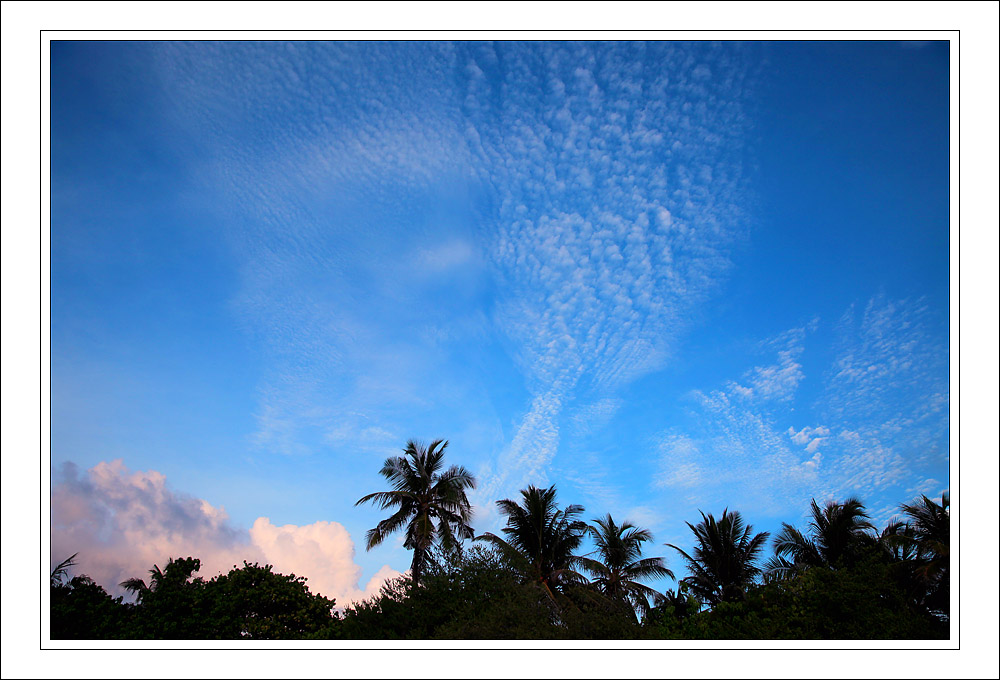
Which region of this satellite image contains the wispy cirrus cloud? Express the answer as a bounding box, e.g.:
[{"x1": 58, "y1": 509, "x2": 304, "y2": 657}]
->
[
  {"x1": 653, "y1": 294, "x2": 948, "y2": 522},
  {"x1": 824, "y1": 293, "x2": 949, "y2": 447}
]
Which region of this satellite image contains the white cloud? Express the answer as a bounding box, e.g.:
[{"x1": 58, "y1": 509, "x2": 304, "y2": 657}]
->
[
  {"x1": 51, "y1": 460, "x2": 255, "y2": 596},
  {"x1": 787, "y1": 425, "x2": 830, "y2": 453},
  {"x1": 249, "y1": 518, "x2": 399, "y2": 607},
  {"x1": 51, "y1": 460, "x2": 399, "y2": 607},
  {"x1": 727, "y1": 326, "x2": 810, "y2": 403}
]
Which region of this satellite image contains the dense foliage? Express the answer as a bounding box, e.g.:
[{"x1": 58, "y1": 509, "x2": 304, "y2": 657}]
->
[
  {"x1": 51, "y1": 558, "x2": 337, "y2": 639},
  {"x1": 340, "y1": 545, "x2": 642, "y2": 640},
  {"x1": 645, "y1": 553, "x2": 947, "y2": 640},
  {"x1": 50, "y1": 440, "x2": 949, "y2": 640}
]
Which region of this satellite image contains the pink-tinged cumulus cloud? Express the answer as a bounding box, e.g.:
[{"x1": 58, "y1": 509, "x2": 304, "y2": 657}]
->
[{"x1": 50, "y1": 460, "x2": 399, "y2": 607}]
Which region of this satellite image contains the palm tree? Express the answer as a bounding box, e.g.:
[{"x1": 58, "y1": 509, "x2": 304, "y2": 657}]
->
[
  {"x1": 120, "y1": 570, "x2": 156, "y2": 603},
  {"x1": 50, "y1": 553, "x2": 78, "y2": 588},
  {"x1": 577, "y1": 514, "x2": 674, "y2": 620},
  {"x1": 884, "y1": 492, "x2": 949, "y2": 615},
  {"x1": 765, "y1": 497, "x2": 876, "y2": 580},
  {"x1": 474, "y1": 485, "x2": 588, "y2": 603},
  {"x1": 660, "y1": 581, "x2": 699, "y2": 618},
  {"x1": 355, "y1": 439, "x2": 475, "y2": 588},
  {"x1": 120, "y1": 557, "x2": 202, "y2": 604},
  {"x1": 667, "y1": 508, "x2": 769, "y2": 606},
  {"x1": 900, "y1": 492, "x2": 949, "y2": 570}
]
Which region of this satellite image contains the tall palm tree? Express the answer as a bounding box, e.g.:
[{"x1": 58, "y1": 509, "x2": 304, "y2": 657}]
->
[
  {"x1": 765, "y1": 497, "x2": 876, "y2": 580},
  {"x1": 356, "y1": 439, "x2": 475, "y2": 588},
  {"x1": 667, "y1": 509, "x2": 769, "y2": 606},
  {"x1": 474, "y1": 485, "x2": 588, "y2": 603},
  {"x1": 577, "y1": 514, "x2": 674, "y2": 620}
]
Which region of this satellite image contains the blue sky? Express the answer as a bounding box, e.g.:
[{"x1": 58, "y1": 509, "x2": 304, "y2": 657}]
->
[{"x1": 49, "y1": 40, "x2": 952, "y2": 605}]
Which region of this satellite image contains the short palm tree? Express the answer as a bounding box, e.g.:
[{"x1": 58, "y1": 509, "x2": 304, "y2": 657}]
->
[
  {"x1": 577, "y1": 514, "x2": 674, "y2": 620},
  {"x1": 764, "y1": 497, "x2": 876, "y2": 580},
  {"x1": 356, "y1": 439, "x2": 475, "y2": 588},
  {"x1": 120, "y1": 569, "x2": 157, "y2": 603},
  {"x1": 474, "y1": 485, "x2": 588, "y2": 603},
  {"x1": 884, "y1": 492, "x2": 949, "y2": 614},
  {"x1": 899, "y1": 492, "x2": 949, "y2": 570},
  {"x1": 667, "y1": 509, "x2": 769, "y2": 606},
  {"x1": 120, "y1": 556, "x2": 202, "y2": 603},
  {"x1": 50, "y1": 553, "x2": 79, "y2": 588}
]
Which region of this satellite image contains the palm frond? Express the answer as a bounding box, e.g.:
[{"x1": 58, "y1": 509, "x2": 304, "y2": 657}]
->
[
  {"x1": 50, "y1": 553, "x2": 79, "y2": 586},
  {"x1": 366, "y1": 507, "x2": 412, "y2": 550},
  {"x1": 355, "y1": 489, "x2": 411, "y2": 509}
]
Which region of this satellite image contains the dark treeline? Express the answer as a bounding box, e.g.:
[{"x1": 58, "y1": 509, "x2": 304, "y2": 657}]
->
[{"x1": 50, "y1": 439, "x2": 949, "y2": 640}]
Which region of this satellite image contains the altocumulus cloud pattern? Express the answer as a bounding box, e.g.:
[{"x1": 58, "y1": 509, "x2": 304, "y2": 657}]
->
[
  {"x1": 50, "y1": 40, "x2": 949, "y2": 592},
  {"x1": 152, "y1": 42, "x2": 754, "y2": 506}
]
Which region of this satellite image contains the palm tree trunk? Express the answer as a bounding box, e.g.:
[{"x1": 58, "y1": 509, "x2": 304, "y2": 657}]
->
[{"x1": 411, "y1": 547, "x2": 423, "y2": 589}]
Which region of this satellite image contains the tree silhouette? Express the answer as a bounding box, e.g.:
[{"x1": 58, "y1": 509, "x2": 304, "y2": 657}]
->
[
  {"x1": 764, "y1": 497, "x2": 876, "y2": 580},
  {"x1": 576, "y1": 514, "x2": 673, "y2": 620},
  {"x1": 356, "y1": 439, "x2": 475, "y2": 588},
  {"x1": 883, "y1": 492, "x2": 949, "y2": 615},
  {"x1": 899, "y1": 493, "x2": 949, "y2": 574},
  {"x1": 50, "y1": 553, "x2": 78, "y2": 587},
  {"x1": 667, "y1": 509, "x2": 769, "y2": 606},
  {"x1": 205, "y1": 561, "x2": 337, "y2": 639},
  {"x1": 120, "y1": 556, "x2": 203, "y2": 604},
  {"x1": 119, "y1": 557, "x2": 208, "y2": 638},
  {"x1": 475, "y1": 485, "x2": 588, "y2": 603}
]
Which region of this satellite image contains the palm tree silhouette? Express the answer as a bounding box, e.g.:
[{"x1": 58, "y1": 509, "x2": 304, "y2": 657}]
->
[
  {"x1": 899, "y1": 492, "x2": 949, "y2": 570},
  {"x1": 764, "y1": 497, "x2": 876, "y2": 580},
  {"x1": 475, "y1": 484, "x2": 588, "y2": 603},
  {"x1": 50, "y1": 553, "x2": 78, "y2": 587},
  {"x1": 884, "y1": 492, "x2": 949, "y2": 615},
  {"x1": 355, "y1": 439, "x2": 475, "y2": 588},
  {"x1": 667, "y1": 508, "x2": 769, "y2": 606},
  {"x1": 120, "y1": 557, "x2": 202, "y2": 603},
  {"x1": 577, "y1": 514, "x2": 674, "y2": 620}
]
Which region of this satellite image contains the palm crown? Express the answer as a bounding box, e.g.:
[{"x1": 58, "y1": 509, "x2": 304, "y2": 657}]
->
[
  {"x1": 355, "y1": 439, "x2": 475, "y2": 588},
  {"x1": 120, "y1": 556, "x2": 202, "y2": 603},
  {"x1": 667, "y1": 508, "x2": 769, "y2": 606},
  {"x1": 884, "y1": 492, "x2": 949, "y2": 614},
  {"x1": 475, "y1": 484, "x2": 588, "y2": 602},
  {"x1": 577, "y1": 514, "x2": 674, "y2": 619},
  {"x1": 899, "y1": 492, "x2": 949, "y2": 563},
  {"x1": 765, "y1": 497, "x2": 876, "y2": 580}
]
